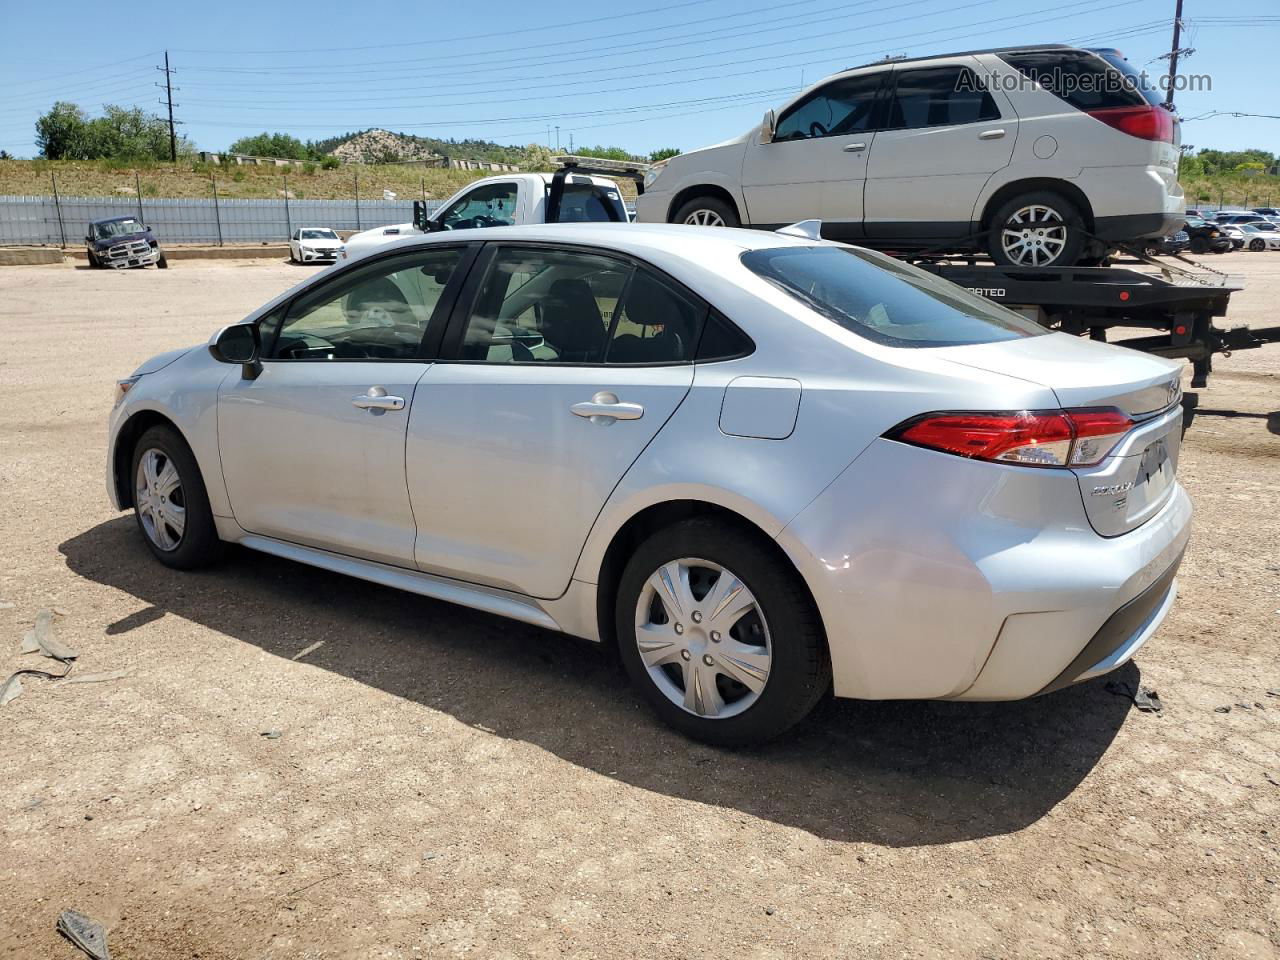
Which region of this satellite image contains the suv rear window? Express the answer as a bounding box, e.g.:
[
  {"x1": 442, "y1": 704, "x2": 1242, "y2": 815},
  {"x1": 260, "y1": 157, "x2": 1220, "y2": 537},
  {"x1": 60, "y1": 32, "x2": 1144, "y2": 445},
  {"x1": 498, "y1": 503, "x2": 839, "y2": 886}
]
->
[
  {"x1": 998, "y1": 50, "x2": 1156, "y2": 110},
  {"x1": 740, "y1": 246, "x2": 1046, "y2": 347}
]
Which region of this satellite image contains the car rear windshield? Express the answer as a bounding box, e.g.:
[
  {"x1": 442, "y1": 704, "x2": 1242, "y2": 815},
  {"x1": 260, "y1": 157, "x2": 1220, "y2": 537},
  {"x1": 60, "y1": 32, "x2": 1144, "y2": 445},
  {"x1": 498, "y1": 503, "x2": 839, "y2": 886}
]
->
[
  {"x1": 998, "y1": 49, "x2": 1159, "y2": 110},
  {"x1": 552, "y1": 180, "x2": 629, "y2": 223},
  {"x1": 740, "y1": 246, "x2": 1047, "y2": 347}
]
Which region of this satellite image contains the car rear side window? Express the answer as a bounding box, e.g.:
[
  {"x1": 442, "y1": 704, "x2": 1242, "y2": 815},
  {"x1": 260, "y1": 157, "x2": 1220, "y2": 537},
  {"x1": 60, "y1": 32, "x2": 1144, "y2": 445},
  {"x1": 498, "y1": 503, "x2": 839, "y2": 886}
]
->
[
  {"x1": 998, "y1": 51, "x2": 1154, "y2": 110},
  {"x1": 883, "y1": 66, "x2": 999, "y2": 130},
  {"x1": 554, "y1": 181, "x2": 628, "y2": 223},
  {"x1": 456, "y1": 246, "x2": 706, "y2": 365},
  {"x1": 741, "y1": 246, "x2": 1046, "y2": 347}
]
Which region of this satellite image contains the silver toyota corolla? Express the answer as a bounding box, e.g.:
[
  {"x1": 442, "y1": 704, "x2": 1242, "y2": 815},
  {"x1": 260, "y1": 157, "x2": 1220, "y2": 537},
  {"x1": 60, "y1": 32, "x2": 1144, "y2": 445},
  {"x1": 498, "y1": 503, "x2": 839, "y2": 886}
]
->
[{"x1": 106, "y1": 223, "x2": 1191, "y2": 744}]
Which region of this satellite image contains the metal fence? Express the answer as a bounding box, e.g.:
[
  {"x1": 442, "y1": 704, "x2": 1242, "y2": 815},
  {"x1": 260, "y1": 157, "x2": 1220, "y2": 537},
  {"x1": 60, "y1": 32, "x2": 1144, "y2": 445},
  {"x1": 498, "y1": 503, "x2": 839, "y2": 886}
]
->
[{"x1": 0, "y1": 195, "x2": 447, "y2": 246}]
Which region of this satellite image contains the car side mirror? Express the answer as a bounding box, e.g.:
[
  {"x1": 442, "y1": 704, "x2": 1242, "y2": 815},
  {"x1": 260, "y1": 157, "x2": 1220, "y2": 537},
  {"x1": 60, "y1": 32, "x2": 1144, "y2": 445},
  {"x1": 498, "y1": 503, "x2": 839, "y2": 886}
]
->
[
  {"x1": 209, "y1": 323, "x2": 262, "y2": 379},
  {"x1": 761, "y1": 109, "x2": 776, "y2": 143}
]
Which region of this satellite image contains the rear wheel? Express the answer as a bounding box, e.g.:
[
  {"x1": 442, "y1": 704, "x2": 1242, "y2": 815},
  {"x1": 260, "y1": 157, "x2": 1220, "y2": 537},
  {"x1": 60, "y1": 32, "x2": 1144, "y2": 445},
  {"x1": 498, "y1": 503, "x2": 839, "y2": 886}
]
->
[
  {"x1": 616, "y1": 519, "x2": 829, "y2": 745},
  {"x1": 130, "y1": 425, "x2": 222, "y2": 569},
  {"x1": 673, "y1": 195, "x2": 739, "y2": 228},
  {"x1": 987, "y1": 191, "x2": 1086, "y2": 267}
]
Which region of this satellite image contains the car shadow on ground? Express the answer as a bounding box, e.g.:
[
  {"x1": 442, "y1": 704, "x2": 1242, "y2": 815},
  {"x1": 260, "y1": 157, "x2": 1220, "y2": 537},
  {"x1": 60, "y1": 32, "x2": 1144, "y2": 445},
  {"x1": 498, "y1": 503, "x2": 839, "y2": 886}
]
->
[{"x1": 62, "y1": 517, "x2": 1136, "y2": 847}]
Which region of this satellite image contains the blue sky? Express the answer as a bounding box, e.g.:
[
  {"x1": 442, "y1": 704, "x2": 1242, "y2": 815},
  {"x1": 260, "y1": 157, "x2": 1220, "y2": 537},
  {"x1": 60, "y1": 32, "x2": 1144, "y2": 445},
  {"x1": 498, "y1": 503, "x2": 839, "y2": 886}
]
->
[{"x1": 0, "y1": 0, "x2": 1276, "y2": 158}]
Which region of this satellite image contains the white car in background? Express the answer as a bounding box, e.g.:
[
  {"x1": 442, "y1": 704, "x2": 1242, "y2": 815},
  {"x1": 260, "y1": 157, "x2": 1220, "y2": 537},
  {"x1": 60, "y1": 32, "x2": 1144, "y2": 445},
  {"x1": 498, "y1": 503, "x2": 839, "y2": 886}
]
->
[
  {"x1": 105, "y1": 223, "x2": 1190, "y2": 744},
  {"x1": 1238, "y1": 223, "x2": 1280, "y2": 252},
  {"x1": 637, "y1": 43, "x2": 1183, "y2": 267},
  {"x1": 289, "y1": 227, "x2": 343, "y2": 264}
]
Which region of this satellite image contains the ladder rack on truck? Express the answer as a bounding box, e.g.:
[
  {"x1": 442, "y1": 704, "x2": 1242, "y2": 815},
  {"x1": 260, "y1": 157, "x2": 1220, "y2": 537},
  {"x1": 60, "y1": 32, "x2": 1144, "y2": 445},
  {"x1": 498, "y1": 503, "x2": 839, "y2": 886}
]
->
[{"x1": 910, "y1": 252, "x2": 1280, "y2": 388}]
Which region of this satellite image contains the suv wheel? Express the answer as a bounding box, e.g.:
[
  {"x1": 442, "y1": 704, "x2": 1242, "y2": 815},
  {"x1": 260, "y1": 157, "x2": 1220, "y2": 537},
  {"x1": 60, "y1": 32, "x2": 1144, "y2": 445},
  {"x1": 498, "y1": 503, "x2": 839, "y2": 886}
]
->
[
  {"x1": 131, "y1": 425, "x2": 222, "y2": 569},
  {"x1": 987, "y1": 191, "x2": 1086, "y2": 267},
  {"x1": 615, "y1": 519, "x2": 829, "y2": 745},
  {"x1": 673, "y1": 196, "x2": 739, "y2": 228}
]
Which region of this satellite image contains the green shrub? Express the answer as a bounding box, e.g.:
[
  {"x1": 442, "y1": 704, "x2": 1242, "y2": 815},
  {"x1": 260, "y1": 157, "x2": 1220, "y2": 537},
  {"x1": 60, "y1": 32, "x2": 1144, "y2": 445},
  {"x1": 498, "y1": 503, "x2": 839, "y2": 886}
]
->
[
  {"x1": 320, "y1": 155, "x2": 340, "y2": 170},
  {"x1": 302, "y1": 161, "x2": 317, "y2": 176}
]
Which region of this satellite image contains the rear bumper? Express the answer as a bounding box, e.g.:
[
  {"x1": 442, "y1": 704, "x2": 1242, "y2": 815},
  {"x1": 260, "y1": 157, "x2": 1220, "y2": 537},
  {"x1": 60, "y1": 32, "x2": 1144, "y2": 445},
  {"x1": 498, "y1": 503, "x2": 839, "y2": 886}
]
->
[{"x1": 776, "y1": 438, "x2": 1192, "y2": 701}]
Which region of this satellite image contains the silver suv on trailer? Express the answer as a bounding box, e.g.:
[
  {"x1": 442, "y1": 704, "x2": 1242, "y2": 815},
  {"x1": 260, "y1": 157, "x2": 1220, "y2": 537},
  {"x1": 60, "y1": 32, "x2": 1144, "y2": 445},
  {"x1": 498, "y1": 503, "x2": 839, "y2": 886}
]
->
[{"x1": 637, "y1": 44, "x2": 1184, "y2": 267}]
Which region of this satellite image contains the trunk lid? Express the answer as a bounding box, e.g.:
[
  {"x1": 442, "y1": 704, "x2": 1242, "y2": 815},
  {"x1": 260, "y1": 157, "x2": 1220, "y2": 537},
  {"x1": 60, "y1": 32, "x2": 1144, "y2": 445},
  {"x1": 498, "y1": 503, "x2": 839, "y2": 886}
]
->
[{"x1": 935, "y1": 332, "x2": 1183, "y2": 536}]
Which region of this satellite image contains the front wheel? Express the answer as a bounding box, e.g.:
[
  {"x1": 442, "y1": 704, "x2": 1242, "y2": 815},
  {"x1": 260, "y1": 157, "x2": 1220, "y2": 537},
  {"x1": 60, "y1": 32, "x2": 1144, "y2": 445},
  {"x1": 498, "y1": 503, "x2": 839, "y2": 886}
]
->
[
  {"x1": 131, "y1": 425, "x2": 222, "y2": 569},
  {"x1": 1189, "y1": 236, "x2": 1209, "y2": 255},
  {"x1": 986, "y1": 191, "x2": 1086, "y2": 267},
  {"x1": 1249, "y1": 238, "x2": 1266, "y2": 252},
  {"x1": 616, "y1": 519, "x2": 829, "y2": 745},
  {"x1": 672, "y1": 196, "x2": 739, "y2": 228},
  {"x1": 156, "y1": 253, "x2": 168, "y2": 269}
]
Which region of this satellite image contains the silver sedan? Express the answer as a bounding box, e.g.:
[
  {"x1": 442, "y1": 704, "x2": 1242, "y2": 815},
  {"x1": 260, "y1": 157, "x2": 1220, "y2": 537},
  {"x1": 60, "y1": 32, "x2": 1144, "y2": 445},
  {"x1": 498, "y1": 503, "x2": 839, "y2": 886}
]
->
[{"x1": 106, "y1": 223, "x2": 1191, "y2": 744}]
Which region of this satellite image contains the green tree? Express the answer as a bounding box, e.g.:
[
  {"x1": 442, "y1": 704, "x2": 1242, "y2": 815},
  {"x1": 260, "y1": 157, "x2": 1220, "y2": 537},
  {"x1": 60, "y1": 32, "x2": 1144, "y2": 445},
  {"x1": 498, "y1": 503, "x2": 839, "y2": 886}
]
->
[
  {"x1": 36, "y1": 101, "x2": 186, "y2": 160},
  {"x1": 35, "y1": 102, "x2": 91, "y2": 159},
  {"x1": 648, "y1": 147, "x2": 681, "y2": 162},
  {"x1": 576, "y1": 145, "x2": 639, "y2": 161},
  {"x1": 228, "y1": 132, "x2": 310, "y2": 160}
]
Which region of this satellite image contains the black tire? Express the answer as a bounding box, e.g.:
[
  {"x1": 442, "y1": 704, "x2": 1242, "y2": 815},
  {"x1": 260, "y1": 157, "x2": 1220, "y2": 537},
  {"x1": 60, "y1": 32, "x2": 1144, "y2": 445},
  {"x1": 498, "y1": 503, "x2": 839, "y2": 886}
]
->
[
  {"x1": 130, "y1": 425, "x2": 222, "y2": 569},
  {"x1": 986, "y1": 190, "x2": 1086, "y2": 267},
  {"x1": 615, "y1": 518, "x2": 830, "y2": 746},
  {"x1": 672, "y1": 195, "x2": 740, "y2": 228},
  {"x1": 156, "y1": 253, "x2": 169, "y2": 269},
  {"x1": 87, "y1": 250, "x2": 101, "y2": 269},
  {"x1": 1189, "y1": 236, "x2": 1209, "y2": 255},
  {"x1": 1249, "y1": 238, "x2": 1266, "y2": 252}
]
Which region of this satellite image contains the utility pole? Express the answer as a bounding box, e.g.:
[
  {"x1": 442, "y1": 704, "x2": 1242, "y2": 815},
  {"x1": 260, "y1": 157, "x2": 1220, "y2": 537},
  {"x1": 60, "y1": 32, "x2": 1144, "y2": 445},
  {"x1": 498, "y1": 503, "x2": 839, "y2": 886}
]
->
[
  {"x1": 156, "y1": 51, "x2": 178, "y2": 161},
  {"x1": 555, "y1": 126, "x2": 560, "y2": 151},
  {"x1": 569, "y1": 133, "x2": 574, "y2": 153},
  {"x1": 1163, "y1": 0, "x2": 1185, "y2": 111}
]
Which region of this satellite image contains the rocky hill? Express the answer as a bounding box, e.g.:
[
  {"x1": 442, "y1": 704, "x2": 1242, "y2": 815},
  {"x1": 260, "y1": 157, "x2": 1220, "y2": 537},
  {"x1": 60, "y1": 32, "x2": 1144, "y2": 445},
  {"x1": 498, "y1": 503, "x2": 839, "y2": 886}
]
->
[{"x1": 322, "y1": 129, "x2": 532, "y2": 166}]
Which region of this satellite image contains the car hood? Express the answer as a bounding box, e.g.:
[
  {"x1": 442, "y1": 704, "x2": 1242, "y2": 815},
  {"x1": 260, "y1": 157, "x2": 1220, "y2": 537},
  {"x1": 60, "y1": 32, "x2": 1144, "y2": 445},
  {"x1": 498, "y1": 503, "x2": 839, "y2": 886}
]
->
[
  {"x1": 933, "y1": 331, "x2": 1182, "y2": 416},
  {"x1": 664, "y1": 129, "x2": 751, "y2": 172},
  {"x1": 131, "y1": 346, "x2": 193, "y2": 377}
]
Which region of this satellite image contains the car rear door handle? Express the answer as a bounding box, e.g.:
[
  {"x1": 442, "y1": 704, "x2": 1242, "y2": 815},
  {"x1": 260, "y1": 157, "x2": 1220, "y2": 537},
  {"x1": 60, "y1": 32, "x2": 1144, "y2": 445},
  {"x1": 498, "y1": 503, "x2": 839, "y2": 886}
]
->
[
  {"x1": 979, "y1": 128, "x2": 1006, "y2": 140},
  {"x1": 352, "y1": 386, "x2": 405, "y2": 411},
  {"x1": 570, "y1": 391, "x2": 644, "y2": 423},
  {"x1": 842, "y1": 142, "x2": 867, "y2": 153}
]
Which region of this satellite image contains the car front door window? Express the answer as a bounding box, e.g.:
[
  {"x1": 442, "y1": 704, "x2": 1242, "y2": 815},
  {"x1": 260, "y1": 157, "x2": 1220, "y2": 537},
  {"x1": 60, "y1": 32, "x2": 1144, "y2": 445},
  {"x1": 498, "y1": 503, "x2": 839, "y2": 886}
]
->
[
  {"x1": 272, "y1": 248, "x2": 464, "y2": 360},
  {"x1": 439, "y1": 183, "x2": 519, "y2": 230},
  {"x1": 773, "y1": 73, "x2": 884, "y2": 141}
]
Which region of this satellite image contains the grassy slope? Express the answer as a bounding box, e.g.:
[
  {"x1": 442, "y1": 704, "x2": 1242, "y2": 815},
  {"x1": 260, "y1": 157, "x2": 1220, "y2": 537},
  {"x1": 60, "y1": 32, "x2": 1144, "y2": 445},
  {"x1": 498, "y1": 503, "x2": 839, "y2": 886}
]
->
[{"x1": 0, "y1": 158, "x2": 639, "y2": 202}]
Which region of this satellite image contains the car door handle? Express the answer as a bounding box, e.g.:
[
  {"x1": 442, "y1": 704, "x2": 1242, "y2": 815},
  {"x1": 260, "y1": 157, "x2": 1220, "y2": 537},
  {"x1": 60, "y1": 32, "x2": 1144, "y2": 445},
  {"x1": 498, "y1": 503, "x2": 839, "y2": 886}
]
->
[
  {"x1": 979, "y1": 128, "x2": 1006, "y2": 140},
  {"x1": 570, "y1": 391, "x2": 644, "y2": 423},
  {"x1": 352, "y1": 386, "x2": 405, "y2": 411},
  {"x1": 842, "y1": 142, "x2": 867, "y2": 153}
]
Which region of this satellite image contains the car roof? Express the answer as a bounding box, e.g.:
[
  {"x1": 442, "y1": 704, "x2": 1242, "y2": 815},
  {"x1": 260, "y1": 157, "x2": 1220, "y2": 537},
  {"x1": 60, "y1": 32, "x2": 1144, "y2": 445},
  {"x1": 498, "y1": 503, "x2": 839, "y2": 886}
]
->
[
  {"x1": 364, "y1": 222, "x2": 820, "y2": 260},
  {"x1": 845, "y1": 42, "x2": 1075, "y2": 71},
  {"x1": 91, "y1": 215, "x2": 141, "y2": 224}
]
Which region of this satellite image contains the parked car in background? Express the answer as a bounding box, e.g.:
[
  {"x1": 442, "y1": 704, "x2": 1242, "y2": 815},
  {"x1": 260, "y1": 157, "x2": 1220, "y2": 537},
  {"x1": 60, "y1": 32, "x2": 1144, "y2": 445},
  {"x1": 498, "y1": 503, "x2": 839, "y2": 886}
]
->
[
  {"x1": 637, "y1": 43, "x2": 1183, "y2": 267},
  {"x1": 1239, "y1": 223, "x2": 1280, "y2": 251},
  {"x1": 1250, "y1": 207, "x2": 1280, "y2": 218},
  {"x1": 1215, "y1": 212, "x2": 1270, "y2": 227},
  {"x1": 105, "y1": 222, "x2": 1190, "y2": 744},
  {"x1": 85, "y1": 216, "x2": 167, "y2": 269},
  {"x1": 1219, "y1": 225, "x2": 1248, "y2": 249},
  {"x1": 289, "y1": 227, "x2": 343, "y2": 264},
  {"x1": 1144, "y1": 229, "x2": 1189, "y2": 256},
  {"x1": 1182, "y1": 217, "x2": 1232, "y2": 254}
]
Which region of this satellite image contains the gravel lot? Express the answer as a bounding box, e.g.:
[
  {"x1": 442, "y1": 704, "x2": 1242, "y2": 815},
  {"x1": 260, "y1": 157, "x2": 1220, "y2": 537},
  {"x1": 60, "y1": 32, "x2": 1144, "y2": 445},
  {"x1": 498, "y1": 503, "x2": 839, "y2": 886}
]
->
[{"x1": 1, "y1": 254, "x2": 1277, "y2": 960}]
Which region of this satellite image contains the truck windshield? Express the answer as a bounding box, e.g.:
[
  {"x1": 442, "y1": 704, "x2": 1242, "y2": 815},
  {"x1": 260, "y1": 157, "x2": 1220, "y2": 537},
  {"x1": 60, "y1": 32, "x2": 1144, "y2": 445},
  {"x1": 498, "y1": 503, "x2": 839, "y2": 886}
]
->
[
  {"x1": 741, "y1": 245, "x2": 1047, "y2": 347},
  {"x1": 96, "y1": 218, "x2": 143, "y2": 239}
]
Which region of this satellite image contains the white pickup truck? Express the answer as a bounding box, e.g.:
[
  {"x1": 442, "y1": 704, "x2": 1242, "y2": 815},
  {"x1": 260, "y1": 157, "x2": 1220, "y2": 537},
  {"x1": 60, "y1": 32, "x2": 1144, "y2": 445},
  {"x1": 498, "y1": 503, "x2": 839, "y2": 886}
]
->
[{"x1": 341, "y1": 159, "x2": 642, "y2": 260}]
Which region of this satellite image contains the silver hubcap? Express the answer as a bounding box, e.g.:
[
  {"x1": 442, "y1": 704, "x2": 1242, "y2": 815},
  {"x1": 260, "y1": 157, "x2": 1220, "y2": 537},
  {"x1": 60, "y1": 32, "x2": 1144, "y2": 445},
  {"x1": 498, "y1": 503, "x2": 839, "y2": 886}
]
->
[
  {"x1": 683, "y1": 209, "x2": 726, "y2": 227},
  {"x1": 634, "y1": 558, "x2": 771, "y2": 719},
  {"x1": 1001, "y1": 204, "x2": 1069, "y2": 266},
  {"x1": 135, "y1": 448, "x2": 186, "y2": 551}
]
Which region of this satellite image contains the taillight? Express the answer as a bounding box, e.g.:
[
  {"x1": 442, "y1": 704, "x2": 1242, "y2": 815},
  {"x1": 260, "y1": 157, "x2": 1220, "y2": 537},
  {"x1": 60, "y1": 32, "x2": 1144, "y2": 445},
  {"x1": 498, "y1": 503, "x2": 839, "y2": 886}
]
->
[
  {"x1": 1085, "y1": 105, "x2": 1174, "y2": 143},
  {"x1": 889, "y1": 409, "x2": 1135, "y2": 468}
]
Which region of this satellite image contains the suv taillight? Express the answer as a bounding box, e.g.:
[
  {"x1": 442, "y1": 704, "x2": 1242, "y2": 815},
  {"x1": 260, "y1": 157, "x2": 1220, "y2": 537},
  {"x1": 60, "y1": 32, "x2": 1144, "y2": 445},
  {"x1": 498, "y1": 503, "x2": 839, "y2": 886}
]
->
[
  {"x1": 1085, "y1": 105, "x2": 1174, "y2": 143},
  {"x1": 887, "y1": 409, "x2": 1135, "y2": 468}
]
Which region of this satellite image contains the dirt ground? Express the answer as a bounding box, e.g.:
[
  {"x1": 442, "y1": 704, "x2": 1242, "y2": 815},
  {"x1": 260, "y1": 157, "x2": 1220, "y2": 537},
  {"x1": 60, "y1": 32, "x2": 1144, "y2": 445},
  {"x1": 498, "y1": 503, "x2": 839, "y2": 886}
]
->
[{"x1": 0, "y1": 252, "x2": 1277, "y2": 960}]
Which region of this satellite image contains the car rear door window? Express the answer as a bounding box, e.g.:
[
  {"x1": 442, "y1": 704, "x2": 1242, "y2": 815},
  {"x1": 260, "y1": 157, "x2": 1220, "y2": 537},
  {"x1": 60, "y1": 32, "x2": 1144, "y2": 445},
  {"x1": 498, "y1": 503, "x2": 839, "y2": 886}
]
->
[
  {"x1": 773, "y1": 72, "x2": 885, "y2": 141},
  {"x1": 883, "y1": 66, "x2": 1000, "y2": 130},
  {"x1": 271, "y1": 248, "x2": 464, "y2": 360},
  {"x1": 456, "y1": 246, "x2": 707, "y2": 364}
]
